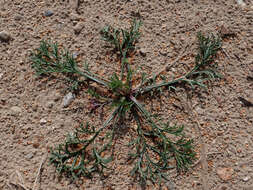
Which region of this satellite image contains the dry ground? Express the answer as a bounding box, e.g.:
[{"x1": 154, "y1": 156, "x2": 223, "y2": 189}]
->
[{"x1": 0, "y1": 0, "x2": 253, "y2": 189}]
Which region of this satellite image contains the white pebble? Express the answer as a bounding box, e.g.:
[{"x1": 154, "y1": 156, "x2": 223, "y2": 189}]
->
[
  {"x1": 62, "y1": 92, "x2": 75, "y2": 107},
  {"x1": 243, "y1": 176, "x2": 251, "y2": 182},
  {"x1": 10, "y1": 106, "x2": 22, "y2": 115},
  {"x1": 236, "y1": 0, "x2": 246, "y2": 6},
  {"x1": 40, "y1": 118, "x2": 47, "y2": 124}
]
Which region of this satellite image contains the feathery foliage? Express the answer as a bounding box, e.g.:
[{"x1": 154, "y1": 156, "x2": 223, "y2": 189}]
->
[{"x1": 30, "y1": 19, "x2": 222, "y2": 187}]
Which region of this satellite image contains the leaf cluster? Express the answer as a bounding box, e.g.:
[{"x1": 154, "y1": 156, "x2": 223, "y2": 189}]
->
[
  {"x1": 30, "y1": 41, "x2": 77, "y2": 75},
  {"x1": 30, "y1": 41, "x2": 110, "y2": 91},
  {"x1": 135, "y1": 32, "x2": 222, "y2": 95},
  {"x1": 49, "y1": 114, "x2": 116, "y2": 180},
  {"x1": 101, "y1": 20, "x2": 142, "y2": 79},
  {"x1": 100, "y1": 19, "x2": 142, "y2": 57},
  {"x1": 129, "y1": 96, "x2": 195, "y2": 186}
]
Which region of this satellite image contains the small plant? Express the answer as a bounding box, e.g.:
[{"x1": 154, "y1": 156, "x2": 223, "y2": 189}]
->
[{"x1": 30, "y1": 20, "x2": 221, "y2": 187}]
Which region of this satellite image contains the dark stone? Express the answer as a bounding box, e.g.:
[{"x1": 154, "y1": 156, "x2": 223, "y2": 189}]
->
[{"x1": 44, "y1": 10, "x2": 54, "y2": 17}]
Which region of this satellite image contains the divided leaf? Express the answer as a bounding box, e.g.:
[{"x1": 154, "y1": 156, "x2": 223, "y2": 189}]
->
[{"x1": 30, "y1": 19, "x2": 222, "y2": 188}]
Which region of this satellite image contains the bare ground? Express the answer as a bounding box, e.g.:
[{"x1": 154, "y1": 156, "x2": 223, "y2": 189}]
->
[{"x1": 0, "y1": 0, "x2": 253, "y2": 189}]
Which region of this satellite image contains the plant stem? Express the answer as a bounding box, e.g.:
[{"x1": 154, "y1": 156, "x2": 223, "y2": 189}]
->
[
  {"x1": 133, "y1": 76, "x2": 186, "y2": 95},
  {"x1": 76, "y1": 69, "x2": 110, "y2": 87}
]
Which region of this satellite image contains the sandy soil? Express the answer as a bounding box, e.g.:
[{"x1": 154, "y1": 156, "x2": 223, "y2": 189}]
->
[{"x1": 0, "y1": 0, "x2": 253, "y2": 189}]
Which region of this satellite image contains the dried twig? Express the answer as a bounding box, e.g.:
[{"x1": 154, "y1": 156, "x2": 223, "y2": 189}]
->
[
  {"x1": 7, "y1": 181, "x2": 30, "y2": 190},
  {"x1": 154, "y1": 42, "x2": 190, "y2": 78},
  {"x1": 16, "y1": 170, "x2": 27, "y2": 188},
  {"x1": 134, "y1": 42, "x2": 191, "y2": 91},
  {"x1": 72, "y1": 0, "x2": 80, "y2": 13},
  {"x1": 194, "y1": 114, "x2": 209, "y2": 190},
  {"x1": 221, "y1": 47, "x2": 230, "y2": 60},
  {"x1": 32, "y1": 154, "x2": 47, "y2": 190},
  {"x1": 192, "y1": 151, "x2": 222, "y2": 167},
  {"x1": 7, "y1": 171, "x2": 30, "y2": 190},
  {"x1": 185, "y1": 95, "x2": 209, "y2": 190}
]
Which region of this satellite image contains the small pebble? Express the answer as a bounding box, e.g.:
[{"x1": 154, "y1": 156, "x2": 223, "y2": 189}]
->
[
  {"x1": 195, "y1": 106, "x2": 205, "y2": 115},
  {"x1": 139, "y1": 48, "x2": 147, "y2": 57},
  {"x1": 159, "y1": 49, "x2": 168, "y2": 56},
  {"x1": 62, "y1": 92, "x2": 75, "y2": 107},
  {"x1": 73, "y1": 22, "x2": 84, "y2": 34},
  {"x1": 10, "y1": 106, "x2": 22, "y2": 115},
  {"x1": 220, "y1": 185, "x2": 228, "y2": 190},
  {"x1": 53, "y1": 92, "x2": 61, "y2": 102},
  {"x1": 33, "y1": 142, "x2": 40, "y2": 149},
  {"x1": 73, "y1": 52, "x2": 79, "y2": 59},
  {"x1": 46, "y1": 101, "x2": 54, "y2": 109},
  {"x1": 25, "y1": 152, "x2": 34, "y2": 159},
  {"x1": 14, "y1": 14, "x2": 23, "y2": 21},
  {"x1": 178, "y1": 22, "x2": 184, "y2": 28},
  {"x1": 243, "y1": 176, "x2": 251, "y2": 182},
  {"x1": 151, "y1": 60, "x2": 159, "y2": 66},
  {"x1": 0, "y1": 73, "x2": 3, "y2": 79},
  {"x1": 59, "y1": 11, "x2": 68, "y2": 19},
  {"x1": 40, "y1": 118, "x2": 47, "y2": 124},
  {"x1": 44, "y1": 10, "x2": 54, "y2": 17},
  {"x1": 217, "y1": 167, "x2": 234, "y2": 181},
  {"x1": 171, "y1": 68, "x2": 176, "y2": 72},
  {"x1": 0, "y1": 31, "x2": 11, "y2": 42},
  {"x1": 69, "y1": 13, "x2": 81, "y2": 21},
  {"x1": 236, "y1": 0, "x2": 246, "y2": 6}
]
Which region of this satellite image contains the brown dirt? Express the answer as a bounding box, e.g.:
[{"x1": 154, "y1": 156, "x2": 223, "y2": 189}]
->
[{"x1": 0, "y1": 0, "x2": 253, "y2": 190}]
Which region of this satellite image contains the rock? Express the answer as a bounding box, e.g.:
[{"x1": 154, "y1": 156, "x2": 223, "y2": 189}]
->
[
  {"x1": 53, "y1": 92, "x2": 61, "y2": 102},
  {"x1": 139, "y1": 48, "x2": 147, "y2": 57},
  {"x1": 171, "y1": 68, "x2": 176, "y2": 72},
  {"x1": 44, "y1": 10, "x2": 54, "y2": 17},
  {"x1": 0, "y1": 31, "x2": 11, "y2": 42},
  {"x1": 159, "y1": 49, "x2": 168, "y2": 56},
  {"x1": 236, "y1": 0, "x2": 246, "y2": 6},
  {"x1": 33, "y1": 142, "x2": 40, "y2": 149},
  {"x1": 14, "y1": 14, "x2": 23, "y2": 21},
  {"x1": 10, "y1": 106, "x2": 22, "y2": 115},
  {"x1": 0, "y1": 73, "x2": 3, "y2": 79},
  {"x1": 243, "y1": 186, "x2": 253, "y2": 190},
  {"x1": 40, "y1": 118, "x2": 47, "y2": 124},
  {"x1": 25, "y1": 152, "x2": 34, "y2": 159},
  {"x1": 32, "y1": 103, "x2": 38, "y2": 112},
  {"x1": 73, "y1": 52, "x2": 79, "y2": 59},
  {"x1": 242, "y1": 176, "x2": 251, "y2": 182},
  {"x1": 178, "y1": 22, "x2": 184, "y2": 28},
  {"x1": 62, "y1": 92, "x2": 75, "y2": 107},
  {"x1": 59, "y1": 11, "x2": 68, "y2": 19},
  {"x1": 219, "y1": 185, "x2": 228, "y2": 190},
  {"x1": 195, "y1": 106, "x2": 205, "y2": 115},
  {"x1": 218, "y1": 25, "x2": 236, "y2": 39},
  {"x1": 151, "y1": 60, "x2": 159, "y2": 66},
  {"x1": 73, "y1": 22, "x2": 84, "y2": 34},
  {"x1": 46, "y1": 101, "x2": 54, "y2": 109},
  {"x1": 166, "y1": 71, "x2": 174, "y2": 79},
  {"x1": 70, "y1": 13, "x2": 81, "y2": 21},
  {"x1": 217, "y1": 167, "x2": 234, "y2": 181}
]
